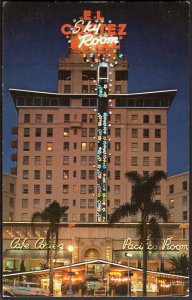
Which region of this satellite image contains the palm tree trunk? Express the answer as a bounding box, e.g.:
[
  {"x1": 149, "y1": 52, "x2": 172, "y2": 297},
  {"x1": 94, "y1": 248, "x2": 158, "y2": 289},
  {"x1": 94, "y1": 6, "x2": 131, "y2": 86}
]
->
[
  {"x1": 142, "y1": 223, "x2": 148, "y2": 296},
  {"x1": 49, "y1": 234, "x2": 54, "y2": 296}
]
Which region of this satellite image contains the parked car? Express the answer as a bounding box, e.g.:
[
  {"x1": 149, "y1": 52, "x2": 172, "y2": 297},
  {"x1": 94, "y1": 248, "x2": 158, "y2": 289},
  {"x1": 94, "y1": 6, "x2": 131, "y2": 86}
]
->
[
  {"x1": 3, "y1": 286, "x2": 16, "y2": 297},
  {"x1": 17, "y1": 282, "x2": 49, "y2": 296}
]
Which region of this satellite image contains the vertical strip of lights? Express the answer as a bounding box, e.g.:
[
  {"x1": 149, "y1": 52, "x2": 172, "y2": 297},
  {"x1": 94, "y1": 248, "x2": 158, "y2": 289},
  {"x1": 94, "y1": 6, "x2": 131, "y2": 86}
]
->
[{"x1": 96, "y1": 62, "x2": 109, "y2": 223}]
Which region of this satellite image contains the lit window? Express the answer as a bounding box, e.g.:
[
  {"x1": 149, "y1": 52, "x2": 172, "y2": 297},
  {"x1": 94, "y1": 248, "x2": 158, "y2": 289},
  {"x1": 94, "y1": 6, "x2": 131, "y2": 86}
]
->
[
  {"x1": 23, "y1": 170, "x2": 29, "y2": 179},
  {"x1": 46, "y1": 185, "x2": 52, "y2": 194},
  {"x1": 115, "y1": 114, "x2": 121, "y2": 124},
  {"x1": 64, "y1": 114, "x2": 70, "y2": 123},
  {"x1": 64, "y1": 142, "x2": 69, "y2": 151},
  {"x1": 34, "y1": 199, "x2": 40, "y2": 208},
  {"x1": 143, "y1": 157, "x2": 149, "y2": 166},
  {"x1": 34, "y1": 170, "x2": 40, "y2": 179},
  {"x1": 114, "y1": 170, "x2": 120, "y2": 180},
  {"x1": 46, "y1": 170, "x2": 52, "y2": 180},
  {"x1": 63, "y1": 170, "x2": 69, "y2": 180},
  {"x1": 63, "y1": 156, "x2": 69, "y2": 165},
  {"x1": 22, "y1": 199, "x2": 28, "y2": 208},
  {"x1": 47, "y1": 128, "x2": 53, "y2": 137},
  {"x1": 88, "y1": 199, "x2": 94, "y2": 208},
  {"x1": 22, "y1": 184, "x2": 28, "y2": 194},
  {"x1": 80, "y1": 199, "x2": 86, "y2": 208},
  {"x1": 88, "y1": 214, "x2": 94, "y2": 222},
  {"x1": 46, "y1": 156, "x2": 52, "y2": 165},
  {"x1": 131, "y1": 143, "x2": 138, "y2": 152},
  {"x1": 115, "y1": 142, "x2": 121, "y2": 151},
  {"x1": 35, "y1": 128, "x2": 41, "y2": 137},
  {"x1": 23, "y1": 156, "x2": 29, "y2": 165},
  {"x1": 132, "y1": 128, "x2": 138, "y2": 138},
  {"x1": 45, "y1": 199, "x2": 52, "y2": 207},
  {"x1": 115, "y1": 156, "x2": 121, "y2": 165},
  {"x1": 63, "y1": 185, "x2": 69, "y2": 193},
  {"x1": 24, "y1": 128, "x2": 30, "y2": 137},
  {"x1": 169, "y1": 199, "x2": 174, "y2": 209},
  {"x1": 131, "y1": 157, "x2": 138, "y2": 166},
  {"x1": 64, "y1": 128, "x2": 69, "y2": 137},
  {"x1": 155, "y1": 143, "x2": 161, "y2": 152},
  {"x1": 80, "y1": 185, "x2": 86, "y2": 194},
  {"x1": 81, "y1": 142, "x2": 87, "y2": 151},
  {"x1": 80, "y1": 214, "x2": 86, "y2": 222},
  {"x1": 35, "y1": 114, "x2": 42, "y2": 123},
  {"x1": 89, "y1": 170, "x2": 95, "y2": 180},
  {"x1": 115, "y1": 128, "x2": 121, "y2": 137},
  {"x1": 34, "y1": 185, "x2": 40, "y2": 194},
  {"x1": 47, "y1": 142, "x2": 53, "y2": 151},
  {"x1": 89, "y1": 142, "x2": 95, "y2": 151},
  {"x1": 34, "y1": 156, "x2": 41, "y2": 165},
  {"x1": 23, "y1": 142, "x2": 30, "y2": 151},
  {"x1": 81, "y1": 170, "x2": 87, "y2": 179},
  {"x1": 73, "y1": 185, "x2": 76, "y2": 192},
  {"x1": 35, "y1": 142, "x2": 41, "y2": 151}
]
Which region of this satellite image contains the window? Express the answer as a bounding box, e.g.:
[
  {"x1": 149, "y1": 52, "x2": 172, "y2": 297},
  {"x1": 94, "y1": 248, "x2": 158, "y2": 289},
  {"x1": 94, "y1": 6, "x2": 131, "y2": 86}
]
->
[
  {"x1": 89, "y1": 170, "x2": 95, "y2": 180},
  {"x1": 45, "y1": 199, "x2": 52, "y2": 207},
  {"x1": 24, "y1": 128, "x2": 30, "y2": 137},
  {"x1": 9, "y1": 198, "x2": 14, "y2": 208},
  {"x1": 63, "y1": 170, "x2": 69, "y2": 179},
  {"x1": 143, "y1": 143, "x2": 149, "y2": 152},
  {"x1": 88, "y1": 214, "x2": 94, "y2": 222},
  {"x1": 114, "y1": 185, "x2": 120, "y2": 195},
  {"x1": 80, "y1": 214, "x2": 86, "y2": 222},
  {"x1": 62, "y1": 214, "x2": 68, "y2": 222},
  {"x1": 115, "y1": 142, "x2": 121, "y2": 151},
  {"x1": 131, "y1": 143, "x2": 138, "y2": 152},
  {"x1": 73, "y1": 199, "x2": 76, "y2": 206},
  {"x1": 131, "y1": 157, "x2": 138, "y2": 166},
  {"x1": 62, "y1": 128, "x2": 69, "y2": 137},
  {"x1": 90, "y1": 85, "x2": 96, "y2": 93},
  {"x1": 115, "y1": 85, "x2": 121, "y2": 93},
  {"x1": 81, "y1": 170, "x2": 87, "y2": 179},
  {"x1": 169, "y1": 199, "x2": 174, "y2": 209},
  {"x1": 115, "y1": 156, "x2": 121, "y2": 165},
  {"x1": 143, "y1": 157, "x2": 149, "y2": 166},
  {"x1": 74, "y1": 142, "x2": 77, "y2": 149},
  {"x1": 64, "y1": 142, "x2": 69, "y2": 151},
  {"x1": 81, "y1": 142, "x2": 87, "y2": 151},
  {"x1": 34, "y1": 156, "x2": 41, "y2": 165},
  {"x1": 73, "y1": 184, "x2": 76, "y2": 191},
  {"x1": 88, "y1": 185, "x2": 94, "y2": 194},
  {"x1": 81, "y1": 128, "x2": 87, "y2": 137},
  {"x1": 182, "y1": 196, "x2": 187, "y2": 206},
  {"x1": 155, "y1": 143, "x2": 161, "y2": 152},
  {"x1": 23, "y1": 142, "x2": 30, "y2": 151},
  {"x1": 143, "y1": 129, "x2": 149, "y2": 138},
  {"x1": 115, "y1": 128, "x2": 121, "y2": 137},
  {"x1": 155, "y1": 157, "x2": 161, "y2": 166},
  {"x1": 89, "y1": 128, "x2": 95, "y2": 137},
  {"x1": 63, "y1": 185, "x2": 69, "y2": 193},
  {"x1": 24, "y1": 114, "x2": 30, "y2": 123},
  {"x1": 114, "y1": 170, "x2": 120, "y2": 180},
  {"x1": 155, "y1": 186, "x2": 161, "y2": 195},
  {"x1": 34, "y1": 170, "x2": 40, "y2": 179},
  {"x1": 89, "y1": 156, "x2": 95, "y2": 165},
  {"x1": 59, "y1": 70, "x2": 71, "y2": 80},
  {"x1": 23, "y1": 156, "x2": 29, "y2": 165},
  {"x1": 114, "y1": 199, "x2": 120, "y2": 207},
  {"x1": 23, "y1": 170, "x2": 29, "y2": 179},
  {"x1": 155, "y1": 129, "x2": 161, "y2": 138},
  {"x1": 62, "y1": 199, "x2": 68, "y2": 206},
  {"x1": 115, "y1": 114, "x2": 121, "y2": 123},
  {"x1": 46, "y1": 185, "x2": 52, "y2": 194},
  {"x1": 89, "y1": 142, "x2": 95, "y2": 151},
  {"x1": 64, "y1": 114, "x2": 70, "y2": 123},
  {"x1": 47, "y1": 142, "x2": 53, "y2": 151},
  {"x1": 34, "y1": 185, "x2": 40, "y2": 194},
  {"x1": 169, "y1": 184, "x2": 174, "y2": 194},
  {"x1": 64, "y1": 85, "x2": 71, "y2": 93},
  {"x1": 63, "y1": 156, "x2": 69, "y2": 165},
  {"x1": 46, "y1": 156, "x2": 52, "y2": 165},
  {"x1": 82, "y1": 114, "x2": 87, "y2": 123},
  {"x1": 155, "y1": 115, "x2": 161, "y2": 123},
  {"x1": 89, "y1": 114, "x2": 95, "y2": 123},
  {"x1": 82, "y1": 70, "x2": 97, "y2": 80},
  {"x1": 143, "y1": 115, "x2": 149, "y2": 123},
  {"x1": 88, "y1": 199, "x2": 94, "y2": 208},
  {"x1": 82, "y1": 85, "x2": 88, "y2": 93},
  {"x1": 46, "y1": 170, "x2": 52, "y2": 180},
  {"x1": 35, "y1": 128, "x2": 41, "y2": 137},
  {"x1": 21, "y1": 213, "x2": 28, "y2": 221},
  {"x1": 132, "y1": 128, "x2": 138, "y2": 138},
  {"x1": 22, "y1": 199, "x2": 28, "y2": 208},
  {"x1": 47, "y1": 114, "x2": 53, "y2": 123},
  {"x1": 81, "y1": 156, "x2": 87, "y2": 165},
  {"x1": 115, "y1": 70, "x2": 128, "y2": 80},
  {"x1": 35, "y1": 114, "x2": 42, "y2": 123},
  {"x1": 22, "y1": 184, "x2": 28, "y2": 194},
  {"x1": 79, "y1": 186, "x2": 86, "y2": 196},
  {"x1": 182, "y1": 181, "x2": 187, "y2": 190},
  {"x1": 80, "y1": 199, "x2": 86, "y2": 208},
  {"x1": 47, "y1": 128, "x2": 53, "y2": 137},
  {"x1": 34, "y1": 199, "x2": 40, "y2": 208},
  {"x1": 182, "y1": 211, "x2": 188, "y2": 221},
  {"x1": 35, "y1": 142, "x2": 41, "y2": 151},
  {"x1": 132, "y1": 115, "x2": 138, "y2": 122},
  {"x1": 143, "y1": 171, "x2": 149, "y2": 178}
]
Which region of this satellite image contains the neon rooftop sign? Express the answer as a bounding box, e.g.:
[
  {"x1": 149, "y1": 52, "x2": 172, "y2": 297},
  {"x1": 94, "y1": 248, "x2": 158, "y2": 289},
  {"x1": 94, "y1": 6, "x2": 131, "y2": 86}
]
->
[{"x1": 61, "y1": 10, "x2": 127, "y2": 51}]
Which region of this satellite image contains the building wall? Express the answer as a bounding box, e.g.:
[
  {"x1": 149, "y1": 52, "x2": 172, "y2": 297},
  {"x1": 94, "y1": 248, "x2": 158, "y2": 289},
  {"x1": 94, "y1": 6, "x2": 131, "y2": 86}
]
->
[{"x1": 3, "y1": 174, "x2": 16, "y2": 221}]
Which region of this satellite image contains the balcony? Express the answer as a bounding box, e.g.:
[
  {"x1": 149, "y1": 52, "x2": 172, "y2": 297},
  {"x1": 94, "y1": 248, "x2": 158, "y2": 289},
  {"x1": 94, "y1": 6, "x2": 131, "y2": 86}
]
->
[
  {"x1": 12, "y1": 127, "x2": 18, "y2": 135},
  {"x1": 11, "y1": 154, "x2": 17, "y2": 161},
  {"x1": 11, "y1": 141, "x2": 18, "y2": 148},
  {"x1": 11, "y1": 167, "x2": 17, "y2": 175}
]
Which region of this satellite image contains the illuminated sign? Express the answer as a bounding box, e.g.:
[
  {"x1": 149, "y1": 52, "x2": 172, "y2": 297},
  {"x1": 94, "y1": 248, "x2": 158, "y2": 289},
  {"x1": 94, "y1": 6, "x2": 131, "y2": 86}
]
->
[
  {"x1": 122, "y1": 237, "x2": 189, "y2": 251},
  {"x1": 61, "y1": 10, "x2": 127, "y2": 51},
  {"x1": 10, "y1": 238, "x2": 64, "y2": 251}
]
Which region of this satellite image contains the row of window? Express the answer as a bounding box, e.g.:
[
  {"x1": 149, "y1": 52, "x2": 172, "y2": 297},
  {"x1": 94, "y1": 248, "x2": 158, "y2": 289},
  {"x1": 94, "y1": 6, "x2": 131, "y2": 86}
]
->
[
  {"x1": 169, "y1": 196, "x2": 188, "y2": 209},
  {"x1": 58, "y1": 70, "x2": 127, "y2": 81},
  {"x1": 23, "y1": 113, "x2": 162, "y2": 124},
  {"x1": 23, "y1": 141, "x2": 162, "y2": 152},
  {"x1": 169, "y1": 181, "x2": 188, "y2": 193},
  {"x1": 23, "y1": 170, "x2": 96, "y2": 180},
  {"x1": 20, "y1": 212, "x2": 96, "y2": 222},
  {"x1": 21, "y1": 198, "x2": 95, "y2": 209},
  {"x1": 169, "y1": 211, "x2": 188, "y2": 222}
]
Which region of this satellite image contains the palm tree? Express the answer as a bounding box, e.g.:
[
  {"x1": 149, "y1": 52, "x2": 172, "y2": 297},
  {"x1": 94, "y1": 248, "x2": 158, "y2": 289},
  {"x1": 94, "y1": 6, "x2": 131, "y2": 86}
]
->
[
  {"x1": 109, "y1": 171, "x2": 169, "y2": 296},
  {"x1": 169, "y1": 254, "x2": 189, "y2": 276},
  {"x1": 32, "y1": 200, "x2": 68, "y2": 296}
]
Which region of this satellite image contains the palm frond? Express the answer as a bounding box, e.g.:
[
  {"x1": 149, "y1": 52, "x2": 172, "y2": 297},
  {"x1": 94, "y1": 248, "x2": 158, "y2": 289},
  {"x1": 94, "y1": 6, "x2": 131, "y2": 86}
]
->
[
  {"x1": 147, "y1": 201, "x2": 169, "y2": 222},
  {"x1": 109, "y1": 202, "x2": 139, "y2": 223},
  {"x1": 31, "y1": 211, "x2": 44, "y2": 234},
  {"x1": 125, "y1": 171, "x2": 142, "y2": 184},
  {"x1": 148, "y1": 217, "x2": 162, "y2": 251},
  {"x1": 149, "y1": 171, "x2": 167, "y2": 183}
]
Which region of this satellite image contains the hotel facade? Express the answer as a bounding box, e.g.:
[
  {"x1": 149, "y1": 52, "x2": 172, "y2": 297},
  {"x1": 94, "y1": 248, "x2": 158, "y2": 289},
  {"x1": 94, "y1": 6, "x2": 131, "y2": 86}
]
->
[{"x1": 3, "y1": 11, "x2": 189, "y2": 296}]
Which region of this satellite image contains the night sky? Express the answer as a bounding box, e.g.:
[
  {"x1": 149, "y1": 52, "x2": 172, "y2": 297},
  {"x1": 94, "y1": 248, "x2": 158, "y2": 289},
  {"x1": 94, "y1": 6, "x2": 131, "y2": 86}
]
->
[{"x1": 3, "y1": 2, "x2": 189, "y2": 176}]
